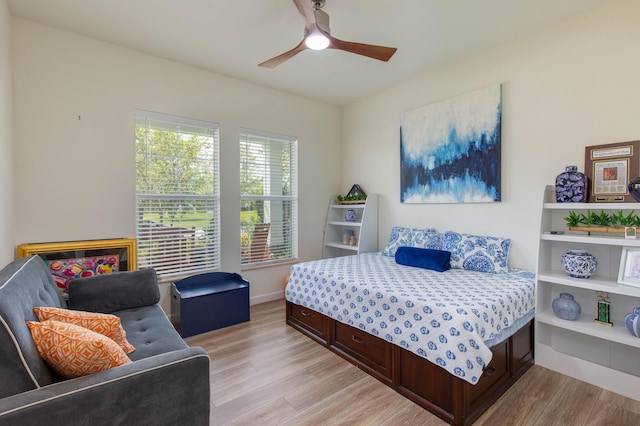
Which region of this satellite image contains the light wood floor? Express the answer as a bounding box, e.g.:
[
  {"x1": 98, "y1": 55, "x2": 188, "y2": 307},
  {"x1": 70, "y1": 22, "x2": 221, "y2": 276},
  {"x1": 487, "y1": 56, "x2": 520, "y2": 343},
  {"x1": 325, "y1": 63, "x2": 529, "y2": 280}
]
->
[{"x1": 185, "y1": 299, "x2": 640, "y2": 425}]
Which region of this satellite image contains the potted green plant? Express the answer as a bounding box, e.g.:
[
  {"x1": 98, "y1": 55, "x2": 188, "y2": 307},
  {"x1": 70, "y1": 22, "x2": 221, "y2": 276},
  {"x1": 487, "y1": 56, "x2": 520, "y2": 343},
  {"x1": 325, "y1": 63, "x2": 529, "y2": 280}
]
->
[
  {"x1": 611, "y1": 210, "x2": 636, "y2": 228},
  {"x1": 564, "y1": 209, "x2": 639, "y2": 234},
  {"x1": 563, "y1": 211, "x2": 583, "y2": 227},
  {"x1": 336, "y1": 193, "x2": 367, "y2": 204}
]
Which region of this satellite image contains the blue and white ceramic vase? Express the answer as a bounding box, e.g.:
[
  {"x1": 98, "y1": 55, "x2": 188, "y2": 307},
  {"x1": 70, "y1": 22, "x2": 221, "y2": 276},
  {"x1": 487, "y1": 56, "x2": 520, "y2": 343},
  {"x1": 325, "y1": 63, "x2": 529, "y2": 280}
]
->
[
  {"x1": 345, "y1": 209, "x2": 358, "y2": 222},
  {"x1": 552, "y1": 293, "x2": 581, "y2": 321},
  {"x1": 561, "y1": 249, "x2": 597, "y2": 278},
  {"x1": 628, "y1": 177, "x2": 640, "y2": 202},
  {"x1": 555, "y1": 165, "x2": 587, "y2": 203},
  {"x1": 625, "y1": 307, "x2": 640, "y2": 337}
]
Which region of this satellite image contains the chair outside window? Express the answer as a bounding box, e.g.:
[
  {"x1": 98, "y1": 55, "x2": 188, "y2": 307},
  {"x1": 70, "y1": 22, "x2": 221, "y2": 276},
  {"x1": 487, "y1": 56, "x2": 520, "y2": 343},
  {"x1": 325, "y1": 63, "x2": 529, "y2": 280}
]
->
[
  {"x1": 239, "y1": 129, "x2": 297, "y2": 267},
  {"x1": 249, "y1": 223, "x2": 270, "y2": 262}
]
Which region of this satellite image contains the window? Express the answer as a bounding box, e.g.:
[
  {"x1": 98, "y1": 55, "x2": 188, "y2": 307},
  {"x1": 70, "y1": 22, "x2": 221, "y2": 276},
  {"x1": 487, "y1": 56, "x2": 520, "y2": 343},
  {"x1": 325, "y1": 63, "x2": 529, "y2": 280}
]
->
[
  {"x1": 240, "y1": 129, "x2": 297, "y2": 266},
  {"x1": 135, "y1": 110, "x2": 220, "y2": 279}
]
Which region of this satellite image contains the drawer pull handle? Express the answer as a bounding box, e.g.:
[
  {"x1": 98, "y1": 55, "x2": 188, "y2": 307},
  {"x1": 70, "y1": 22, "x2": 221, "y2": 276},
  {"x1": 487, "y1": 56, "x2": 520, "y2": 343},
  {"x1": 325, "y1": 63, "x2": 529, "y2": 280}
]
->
[
  {"x1": 484, "y1": 366, "x2": 497, "y2": 376},
  {"x1": 351, "y1": 335, "x2": 365, "y2": 344},
  {"x1": 300, "y1": 310, "x2": 311, "y2": 317}
]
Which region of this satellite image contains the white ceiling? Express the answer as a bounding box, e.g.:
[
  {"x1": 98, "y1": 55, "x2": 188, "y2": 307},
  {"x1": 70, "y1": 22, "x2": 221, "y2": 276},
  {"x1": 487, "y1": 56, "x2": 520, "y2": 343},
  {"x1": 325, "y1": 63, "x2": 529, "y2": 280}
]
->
[{"x1": 6, "y1": 0, "x2": 613, "y2": 106}]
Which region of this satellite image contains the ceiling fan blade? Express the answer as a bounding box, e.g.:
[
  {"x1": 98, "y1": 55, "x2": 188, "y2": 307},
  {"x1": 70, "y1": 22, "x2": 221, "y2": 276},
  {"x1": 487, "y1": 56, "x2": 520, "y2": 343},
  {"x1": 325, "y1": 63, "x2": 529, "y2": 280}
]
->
[
  {"x1": 293, "y1": 0, "x2": 316, "y2": 30},
  {"x1": 258, "y1": 39, "x2": 308, "y2": 68},
  {"x1": 327, "y1": 34, "x2": 397, "y2": 62},
  {"x1": 260, "y1": 0, "x2": 397, "y2": 68}
]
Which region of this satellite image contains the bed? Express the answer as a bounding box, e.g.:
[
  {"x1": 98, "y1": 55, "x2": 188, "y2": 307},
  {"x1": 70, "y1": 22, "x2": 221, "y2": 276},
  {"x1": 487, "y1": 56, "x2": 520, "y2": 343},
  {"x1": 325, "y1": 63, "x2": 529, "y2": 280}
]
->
[{"x1": 285, "y1": 229, "x2": 535, "y2": 426}]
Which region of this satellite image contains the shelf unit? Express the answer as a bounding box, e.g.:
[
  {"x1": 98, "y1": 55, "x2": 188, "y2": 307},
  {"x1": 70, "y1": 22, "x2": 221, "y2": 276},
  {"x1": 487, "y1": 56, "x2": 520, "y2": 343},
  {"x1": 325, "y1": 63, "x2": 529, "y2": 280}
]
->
[
  {"x1": 322, "y1": 194, "x2": 378, "y2": 259},
  {"x1": 536, "y1": 185, "x2": 640, "y2": 400}
]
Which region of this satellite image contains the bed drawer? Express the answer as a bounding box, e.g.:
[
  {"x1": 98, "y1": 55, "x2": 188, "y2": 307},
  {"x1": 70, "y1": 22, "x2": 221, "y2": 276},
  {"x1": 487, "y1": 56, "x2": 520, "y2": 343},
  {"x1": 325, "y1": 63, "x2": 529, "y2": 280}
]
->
[
  {"x1": 465, "y1": 339, "x2": 509, "y2": 410},
  {"x1": 286, "y1": 302, "x2": 329, "y2": 344},
  {"x1": 330, "y1": 321, "x2": 393, "y2": 381}
]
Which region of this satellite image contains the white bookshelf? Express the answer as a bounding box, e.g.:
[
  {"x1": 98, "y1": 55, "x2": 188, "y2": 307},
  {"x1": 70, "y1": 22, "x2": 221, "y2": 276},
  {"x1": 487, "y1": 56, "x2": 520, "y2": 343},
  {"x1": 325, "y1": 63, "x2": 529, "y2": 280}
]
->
[
  {"x1": 322, "y1": 194, "x2": 378, "y2": 259},
  {"x1": 536, "y1": 185, "x2": 640, "y2": 400}
]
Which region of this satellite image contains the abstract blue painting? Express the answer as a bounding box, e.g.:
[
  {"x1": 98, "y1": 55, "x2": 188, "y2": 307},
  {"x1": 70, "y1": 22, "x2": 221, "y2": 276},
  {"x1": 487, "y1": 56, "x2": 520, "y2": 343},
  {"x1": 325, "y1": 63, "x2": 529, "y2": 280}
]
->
[{"x1": 400, "y1": 84, "x2": 501, "y2": 203}]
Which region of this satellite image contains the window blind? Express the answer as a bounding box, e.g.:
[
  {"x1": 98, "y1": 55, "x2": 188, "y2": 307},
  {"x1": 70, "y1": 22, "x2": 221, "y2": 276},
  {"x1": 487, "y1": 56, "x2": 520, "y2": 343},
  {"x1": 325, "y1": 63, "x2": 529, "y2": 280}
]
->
[
  {"x1": 240, "y1": 129, "x2": 298, "y2": 266},
  {"x1": 135, "y1": 110, "x2": 220, "y2": 279}
]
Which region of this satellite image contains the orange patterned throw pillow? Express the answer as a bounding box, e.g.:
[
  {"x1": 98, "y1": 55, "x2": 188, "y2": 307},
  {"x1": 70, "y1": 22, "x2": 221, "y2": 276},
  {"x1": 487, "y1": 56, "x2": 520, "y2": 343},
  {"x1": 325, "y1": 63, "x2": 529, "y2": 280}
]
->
[
  {"x1": 33, "y1": 306, "x2": 135, "y2": 354},
  {"x1": 26, "y1": 320, "x2": 131, "y2": 379}
]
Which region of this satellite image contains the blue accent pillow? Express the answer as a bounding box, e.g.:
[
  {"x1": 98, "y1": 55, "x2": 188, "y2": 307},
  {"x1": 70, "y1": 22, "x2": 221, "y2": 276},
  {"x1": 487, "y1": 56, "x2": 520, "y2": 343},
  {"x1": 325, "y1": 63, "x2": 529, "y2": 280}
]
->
[
  {"x1": 395, "y1": 247, "x2": 451, "y2": 272},
  {"x1": 382, "y1": 227, "x2": 437, "y2": 257},
  {"x1": 442, "y1": 231, "x2": 511, "y2": 274}
]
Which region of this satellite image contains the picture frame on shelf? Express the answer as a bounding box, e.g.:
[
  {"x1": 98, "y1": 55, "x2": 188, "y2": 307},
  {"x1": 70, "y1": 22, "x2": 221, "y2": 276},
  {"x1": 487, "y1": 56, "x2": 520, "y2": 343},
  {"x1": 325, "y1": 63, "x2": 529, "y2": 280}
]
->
[
  {"x1": 618, "y1": 247, "x2": 640, "y2": 287},
  {"x1": 585, "y1": 140, "x2": 640, "y2": 203}
]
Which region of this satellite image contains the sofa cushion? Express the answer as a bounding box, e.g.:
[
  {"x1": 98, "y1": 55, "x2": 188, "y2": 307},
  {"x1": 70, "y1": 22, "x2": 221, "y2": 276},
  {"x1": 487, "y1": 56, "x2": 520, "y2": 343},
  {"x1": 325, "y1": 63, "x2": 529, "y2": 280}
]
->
[
  {"x1": 34, "y1": 306, "x2": 135, "y2": 354},
  {"x1": 68, "y1": 269, "x2": 160, "y2": 313},
  {"x1": 26, "y1": 320, "x2": 131, "y2": 379},
  {"x1": 0, "y1": 256, "x2": 64, "y2": 398},
  {"x1": 115, "y1": 304, "x2": 188, "y2": 362}
]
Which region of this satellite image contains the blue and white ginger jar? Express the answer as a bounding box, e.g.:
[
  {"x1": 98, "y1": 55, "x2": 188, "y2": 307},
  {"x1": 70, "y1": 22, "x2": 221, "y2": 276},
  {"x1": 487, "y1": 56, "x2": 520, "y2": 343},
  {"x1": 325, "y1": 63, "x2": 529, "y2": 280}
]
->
[
  {"x1": 345, "y1": 209, "x2": 358, "y2": 222},
  {"x1": 555, "y1": 165, "x2": 587, "y2": 203},
  {"x1": 552, "y1": 293, "x2": 581, "y2": 321},
  {"x1": 561, "y1": 249, "x2": 597, "y2": 279},
  {"x1": 625, "y1": 307, "x2": 640, "y2": 337}
]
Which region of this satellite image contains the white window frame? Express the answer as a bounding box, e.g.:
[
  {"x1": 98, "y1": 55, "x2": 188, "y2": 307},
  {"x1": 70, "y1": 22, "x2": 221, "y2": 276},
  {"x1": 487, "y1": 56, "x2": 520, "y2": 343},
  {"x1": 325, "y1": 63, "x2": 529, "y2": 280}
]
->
[
  {"x1": 240, "y1": 128, "x2": 298, "y2": 267},
  {"x1": 135, "y1": 109, "x2": 220, "y2": 280}
]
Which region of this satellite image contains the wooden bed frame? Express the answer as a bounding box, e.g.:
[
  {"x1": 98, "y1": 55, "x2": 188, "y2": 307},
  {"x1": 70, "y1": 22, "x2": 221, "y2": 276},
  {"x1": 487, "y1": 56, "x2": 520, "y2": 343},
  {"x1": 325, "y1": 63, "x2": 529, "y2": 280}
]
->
[{"x1": 286, "y1": 301, "x2": 533, "y2": 426}]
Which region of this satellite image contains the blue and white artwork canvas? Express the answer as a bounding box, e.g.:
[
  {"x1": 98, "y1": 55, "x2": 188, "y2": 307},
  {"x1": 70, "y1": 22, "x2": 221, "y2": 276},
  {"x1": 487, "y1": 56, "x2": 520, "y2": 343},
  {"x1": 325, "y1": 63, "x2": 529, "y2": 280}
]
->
[{"x1": 400, "y1": 84, "x2": 501, "y2": 203}]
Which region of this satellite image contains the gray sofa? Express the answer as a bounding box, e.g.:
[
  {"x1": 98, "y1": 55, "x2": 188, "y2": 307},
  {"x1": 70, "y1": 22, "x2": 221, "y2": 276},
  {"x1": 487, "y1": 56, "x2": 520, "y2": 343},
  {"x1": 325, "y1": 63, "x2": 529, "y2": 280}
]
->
[{"x1": 0, "y1": 255, "x2": 210, "y2": 425}]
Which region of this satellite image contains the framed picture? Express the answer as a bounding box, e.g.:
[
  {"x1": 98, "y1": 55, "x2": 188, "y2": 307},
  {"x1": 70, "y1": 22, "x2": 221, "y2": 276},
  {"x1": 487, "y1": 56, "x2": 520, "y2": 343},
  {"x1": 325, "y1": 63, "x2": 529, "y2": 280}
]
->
[
  {"x1": 618, "y1": 247, "x2": 640, "y2": 287},
  {"x1": 585, "y1": 140, "x2": 640, "y2": 202},
  {"x1": 17, "y1": 238, "x2": 137, "y2": 294}
]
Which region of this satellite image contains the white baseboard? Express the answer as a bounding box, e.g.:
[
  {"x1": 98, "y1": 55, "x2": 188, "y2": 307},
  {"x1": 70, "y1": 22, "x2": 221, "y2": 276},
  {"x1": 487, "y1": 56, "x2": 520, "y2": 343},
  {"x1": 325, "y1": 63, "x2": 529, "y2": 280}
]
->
[{"x1": 250, "y1": 290, "x2": 284, "y2": 305}]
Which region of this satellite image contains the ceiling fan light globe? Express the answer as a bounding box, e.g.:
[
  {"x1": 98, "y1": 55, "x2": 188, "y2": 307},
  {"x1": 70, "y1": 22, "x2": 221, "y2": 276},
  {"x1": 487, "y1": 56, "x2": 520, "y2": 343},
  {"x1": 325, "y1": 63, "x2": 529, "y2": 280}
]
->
[{"x1": 305, "y1": 31, "x2": 329, "y2": 50}]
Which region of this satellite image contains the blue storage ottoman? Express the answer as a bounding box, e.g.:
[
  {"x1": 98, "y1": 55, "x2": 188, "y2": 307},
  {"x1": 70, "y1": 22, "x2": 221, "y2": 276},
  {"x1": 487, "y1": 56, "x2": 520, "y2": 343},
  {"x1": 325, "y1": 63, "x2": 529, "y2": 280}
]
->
[{"x1": 171, "y1": 272, "x2": 250, "y2": 337}]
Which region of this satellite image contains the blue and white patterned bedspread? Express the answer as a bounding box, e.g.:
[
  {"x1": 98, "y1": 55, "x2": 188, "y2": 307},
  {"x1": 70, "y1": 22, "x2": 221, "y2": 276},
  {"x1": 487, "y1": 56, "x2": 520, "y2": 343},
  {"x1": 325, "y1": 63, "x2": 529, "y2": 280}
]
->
[{"x1": 285, "y1": 253, "x2": 535, "y2": 384}]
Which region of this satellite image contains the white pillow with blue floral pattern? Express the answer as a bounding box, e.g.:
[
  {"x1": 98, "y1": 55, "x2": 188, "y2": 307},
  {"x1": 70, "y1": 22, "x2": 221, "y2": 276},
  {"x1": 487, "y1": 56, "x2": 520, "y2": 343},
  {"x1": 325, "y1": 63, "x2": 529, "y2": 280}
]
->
[
  {"x1": 442, "y1": 231, "x2": 510, "y2": 274},
  {"x1": 382, "y1": 226, "x2": 438, "y2": 256},
  {"x1": 381, "y1": 227, "x2": 414, "y2": 256},
  {"x1": 411, "y1": 229, "x2": 443, "y2": 251}
]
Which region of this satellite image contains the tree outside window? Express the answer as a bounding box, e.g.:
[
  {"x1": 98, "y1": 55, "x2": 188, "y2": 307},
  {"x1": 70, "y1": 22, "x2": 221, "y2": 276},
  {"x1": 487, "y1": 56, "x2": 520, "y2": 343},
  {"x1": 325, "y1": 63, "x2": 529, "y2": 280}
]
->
[
  {"x1": 135, "y1": 111, "x2": 220, "y2": 279},
  {"x1": 240, "y1": 129, "x2": 297, "y2": 266}
]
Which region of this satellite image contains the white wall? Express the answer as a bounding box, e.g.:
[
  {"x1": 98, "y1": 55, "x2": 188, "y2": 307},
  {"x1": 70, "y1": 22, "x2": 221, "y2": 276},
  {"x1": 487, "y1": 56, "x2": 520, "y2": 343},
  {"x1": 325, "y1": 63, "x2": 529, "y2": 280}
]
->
[
  {"x1": 11, "y1": 0, "x2": 639, "y2": 310},
  {"x1": 0, "y1": 0, "x2": 13, "y2": 265},
  {"x1": 342, "y1": 0, "x2": 640, "y2": 271},
  {"x1": 12, "y1": 19, "x2": 341, "y2": 312}
]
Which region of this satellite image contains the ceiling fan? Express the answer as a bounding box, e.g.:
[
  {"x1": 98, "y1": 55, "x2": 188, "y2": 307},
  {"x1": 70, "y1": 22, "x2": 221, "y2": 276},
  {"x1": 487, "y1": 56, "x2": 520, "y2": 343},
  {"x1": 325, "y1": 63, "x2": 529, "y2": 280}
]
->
[{"x1": 258, "y1": 0, "x2": 397, "y2": 69}]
